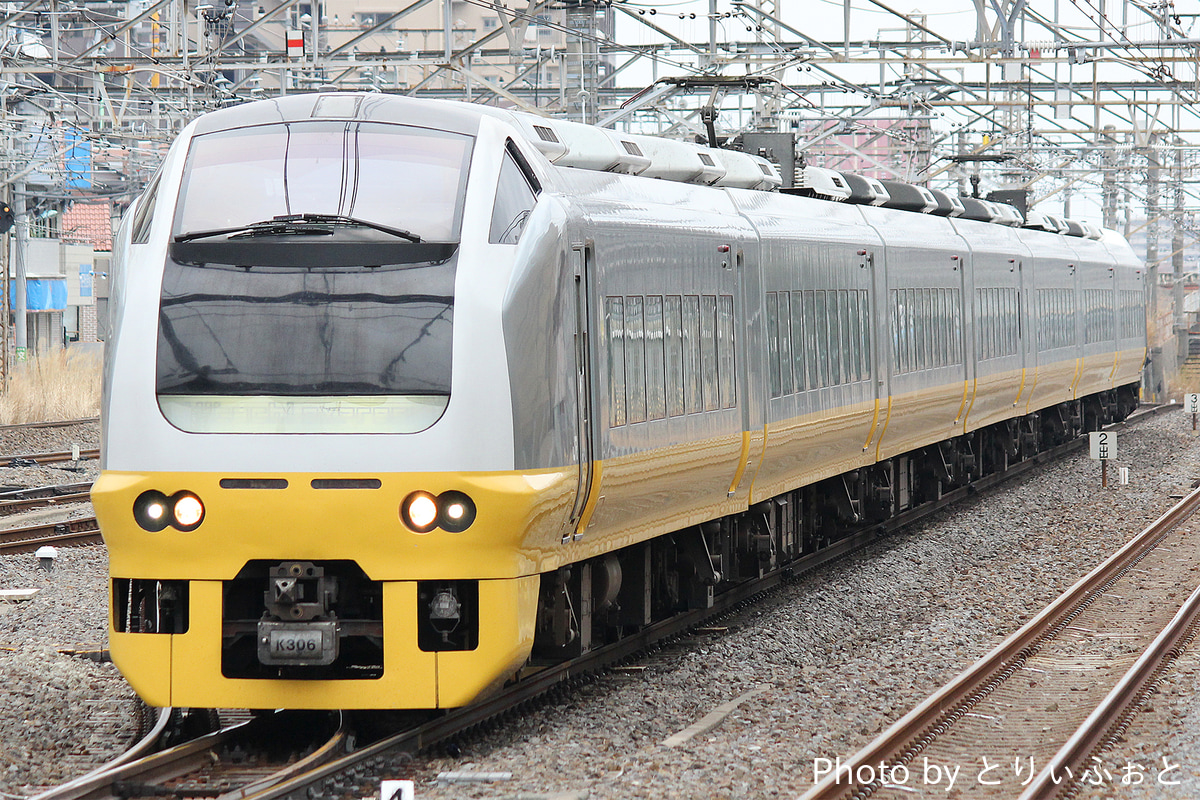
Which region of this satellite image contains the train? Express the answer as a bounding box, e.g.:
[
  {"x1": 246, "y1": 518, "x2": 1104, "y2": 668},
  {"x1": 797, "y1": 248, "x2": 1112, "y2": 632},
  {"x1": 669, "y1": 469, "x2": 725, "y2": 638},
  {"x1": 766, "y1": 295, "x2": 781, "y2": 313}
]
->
[{"x1": 93, "y1": 92, "x2": 1146, "y2": 711}]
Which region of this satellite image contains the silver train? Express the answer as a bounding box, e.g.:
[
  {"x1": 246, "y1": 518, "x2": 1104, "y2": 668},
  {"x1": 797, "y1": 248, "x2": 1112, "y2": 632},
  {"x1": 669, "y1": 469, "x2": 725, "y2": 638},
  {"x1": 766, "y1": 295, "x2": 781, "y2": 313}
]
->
[{"x1": 94, "y1": 93, "x2": 1146, "y2": 710}]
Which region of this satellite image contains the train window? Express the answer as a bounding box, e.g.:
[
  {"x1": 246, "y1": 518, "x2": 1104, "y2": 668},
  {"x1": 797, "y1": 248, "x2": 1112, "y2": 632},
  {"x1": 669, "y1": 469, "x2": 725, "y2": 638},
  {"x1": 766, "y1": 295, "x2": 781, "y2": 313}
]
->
[
  {"x1": 766, "y1": 292, "x2": 781, "y2": 398},
  {"x1": 701, "y1": 295, "x2": 720, "y2": 411},
  {"x1": 683, "y1": 296, "x2": 702, "y2": 414},
  {"x1": 130, "y1": 169, "x2": 162, "y2": 245},
  {"x1": 1008, "y1": 291, "x2": 1019, "y2": 354},
  {"x1": 174, "y1": 122, "x2": 472, "y2": 245},
  {"x1": 835, "y1": 292, "x2": 854, "y2": 386},
  {"x1": 778, "y1": 292, "x2": 793, "y2": 395},
  {"x1": 913, "y1": 291, "x2": 920, "y2": 369},
  {"x1": 1085, "y1": 288, "x2": 1114, "y2": 345},
  {"x1": 933, "y1": 290, "x2": 943, "y2": 368},
  {"x1": 988, "y1": 289, "x2": 998, "y2": 360},
  {"x1": 718, "y1": 295, "x2": 736, "y2": 408},
  {"x1": 606, "y1": 297, "x2": 626, "y2": 427},
  {"x1": 801, "y1": 291, "x2": 817, "y2": 389},
  {"x1": 489, "y1": 142, "x2": 538, "y2": 245},
  {"x1": 791, "y1": 291, "x2": 808, "y2": 392},
  {"x1": 842, "y1": 291, "x2": 856, "y2": 382},
  {"x1": 625, "y1": 296, "x2": 647, "y2": 424},
  {"x1": 1038, "y1": 288, "x2": 1075, "y2": 350},
  {"x1": 920, "y1": 289, "x2": 933, "y2": 370},
  {"x1": 904, "y1": 289, "x2": 917, "y2": 373},
  {"x1": 986, "y1": 289, "x2": 995, "y2": 360},
  {"x1": 951, "y1": 290, "x2": 963, "y2": 364},
  {"x1": 998, "y1": 290, "x2": 1007, "y2": 356},
  {"x1": 156, "y1": 258, "x2": 456, "y2": 434},
  {"x1": 939, "y1": 290, "x2": 949, "y2": 365},
  {"x1": 645, "y1": 296, "x2": 666, "y2": 420},
  {"x1": 859, "y1": 290, "x2": 872, "y2": 378},
  {"x1": 809, "y1": 291, "x2": 824, "y2": 388},
  {"x1": 664, "y1": 296, "x2": 685, "y2": 416},
  {"x1": 846, "y1": 291, "x2": 861, "y2": 382},
  {"x1": 1121, "y1": 290, "x2": 1142, "y2": 339},
  {"x1": 907, "y1": 290, "x2": 918, "y2": 372},
  {"x1": 823, "y1": 291, "x2": 837, "y2": 387},
  {"x1": 939, "y1": 290, "x2": 951, "y2": 366},
  {"x1": 1037, "y1": 292, "x2": 1048, "y2": 348},
  {"x1": 978, "y1": 289, "x2": 988, "y2": 360}
]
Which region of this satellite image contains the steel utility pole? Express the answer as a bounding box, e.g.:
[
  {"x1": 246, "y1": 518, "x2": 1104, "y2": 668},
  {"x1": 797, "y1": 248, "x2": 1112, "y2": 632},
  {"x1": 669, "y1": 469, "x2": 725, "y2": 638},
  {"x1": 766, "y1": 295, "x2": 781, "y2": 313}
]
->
[{"x1": 12, "y1": 180, "x2": 26, "y2": 361}]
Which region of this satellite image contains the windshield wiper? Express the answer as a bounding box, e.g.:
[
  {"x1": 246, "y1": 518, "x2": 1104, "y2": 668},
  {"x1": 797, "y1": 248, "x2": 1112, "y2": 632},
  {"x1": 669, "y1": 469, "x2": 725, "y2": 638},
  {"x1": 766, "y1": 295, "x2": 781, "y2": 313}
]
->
[
  {"x1": 277, "y1": 214, "x2": 422, "y2": 242},
  {"x1": 175, "y1": 214, "x2": 422, "y2": 243}
]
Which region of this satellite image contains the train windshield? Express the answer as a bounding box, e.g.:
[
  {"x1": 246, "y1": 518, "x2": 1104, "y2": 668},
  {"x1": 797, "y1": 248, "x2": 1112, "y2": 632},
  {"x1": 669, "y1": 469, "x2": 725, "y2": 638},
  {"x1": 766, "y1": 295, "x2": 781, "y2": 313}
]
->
[
  {"x1": 156, "y1": 121, "x2": 470, "y2": 435},
  {"x1": 172, "y1": 121, "x2": 472, "y2": 243}
]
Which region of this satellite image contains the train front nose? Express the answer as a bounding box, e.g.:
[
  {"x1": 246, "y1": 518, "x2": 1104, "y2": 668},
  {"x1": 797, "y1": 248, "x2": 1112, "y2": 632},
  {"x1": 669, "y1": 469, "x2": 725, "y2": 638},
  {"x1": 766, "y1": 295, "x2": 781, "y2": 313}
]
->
[{"x1": 96, "y1": 471, "x2": 554, "y2": 709}]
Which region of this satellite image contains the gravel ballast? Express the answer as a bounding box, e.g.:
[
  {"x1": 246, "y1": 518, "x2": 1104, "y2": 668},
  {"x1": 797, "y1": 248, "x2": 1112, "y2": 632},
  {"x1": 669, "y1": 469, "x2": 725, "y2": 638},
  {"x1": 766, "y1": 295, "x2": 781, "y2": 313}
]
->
[
  {"x1": 0, "y1": 421, "x2": 139, "y2": 797},
  {"x1": 6, "y1": 413, "x2": 1200, "y2": 797}
]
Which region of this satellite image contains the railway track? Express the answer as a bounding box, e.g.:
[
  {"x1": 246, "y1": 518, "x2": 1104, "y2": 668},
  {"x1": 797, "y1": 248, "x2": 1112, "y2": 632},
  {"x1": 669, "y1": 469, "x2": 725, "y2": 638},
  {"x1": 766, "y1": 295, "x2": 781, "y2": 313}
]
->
[
  {"x1": 0, "y1": 417, "x2": 99, "y2": 432},
  {"x1": 802, "y1": 460, "x2": 1200, "y2": 798},
  {"x1": 33, "y1": 712, "x2": 347, "y2": 800},
  {"x1": 0, "y1": 514, "x2": 100, "y2": 553},
  {"x1": 150, "y1": 408, "x2": 1169, "y2": 800},
  {"x1": 0, "y1": 481, "x2": 93, "y2": 514},
  {"x1": 2, "y1": 447, "x2": 100, "y2": 466}
]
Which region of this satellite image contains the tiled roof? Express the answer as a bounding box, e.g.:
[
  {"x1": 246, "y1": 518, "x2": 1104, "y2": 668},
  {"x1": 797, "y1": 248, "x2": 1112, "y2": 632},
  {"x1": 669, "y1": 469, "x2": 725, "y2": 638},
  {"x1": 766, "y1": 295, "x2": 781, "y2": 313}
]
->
[{"x1": 61, "y1": 202, "x2": 113, "y2": 251}]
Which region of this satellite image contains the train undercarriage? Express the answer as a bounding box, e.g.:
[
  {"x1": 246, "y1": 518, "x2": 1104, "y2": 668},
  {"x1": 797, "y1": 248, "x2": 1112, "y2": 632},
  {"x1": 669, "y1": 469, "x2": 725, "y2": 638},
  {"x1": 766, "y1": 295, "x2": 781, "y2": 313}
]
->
[{"x1": 530, "y1": 385, "x2": 1140, "y2": 661}]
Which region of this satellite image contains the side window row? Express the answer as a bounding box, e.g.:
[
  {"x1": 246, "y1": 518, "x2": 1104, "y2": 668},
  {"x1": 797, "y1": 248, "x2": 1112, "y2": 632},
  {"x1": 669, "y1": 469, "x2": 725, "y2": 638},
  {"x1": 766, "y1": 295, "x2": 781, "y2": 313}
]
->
[
  {"x1": 892, "y1": 287, "x2": 963, "y2": 374},
  {"x1": 766, "y1": 289, "x2": 871, "y2": 398},
  {"x1": 975, "y1": 287, "x2": 1020, "y2": 361},
  {"x1": 1119, "y1": 289, "x2": 1144, "y2": 340},
  {"x1": 607, "y1": 294, "x2": 736, "y2": 427},
  {"x1": 1037, "y1": 288, "x2": 1075, "y2": 350},
  {"x1": 1082, "y1": 288, "x2": 1116, "y2": 345}
]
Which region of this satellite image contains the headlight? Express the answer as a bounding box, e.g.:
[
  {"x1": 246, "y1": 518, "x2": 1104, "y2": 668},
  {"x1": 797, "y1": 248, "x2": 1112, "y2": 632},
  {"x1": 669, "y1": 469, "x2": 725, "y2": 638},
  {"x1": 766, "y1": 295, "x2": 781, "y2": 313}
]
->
[
  {"x1": 171, "y1": 491, "x2": 205, "y2": 531},
  {"x1": 437, "y1": 491, "x2": 476, "y2": 533},
  {"x1": 134, "y1": 490, "x2": 205, "y2": 532},
  {"x1": 399, "y1": 490, "x2": 477, "y2": 533},
  {"x1": 133, "y1": 490, "x2": 171, "y2": 532},
  {"x1": 401, "y1": 491, "x2": 439, "y2": 533}
]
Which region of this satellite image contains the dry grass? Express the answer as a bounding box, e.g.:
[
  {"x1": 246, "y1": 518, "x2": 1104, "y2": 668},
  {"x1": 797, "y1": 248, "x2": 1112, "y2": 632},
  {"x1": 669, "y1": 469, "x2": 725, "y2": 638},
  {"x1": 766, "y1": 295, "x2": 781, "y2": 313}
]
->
[{"x1": 0, "y1": 349, "x2": 102, "y2": 424}]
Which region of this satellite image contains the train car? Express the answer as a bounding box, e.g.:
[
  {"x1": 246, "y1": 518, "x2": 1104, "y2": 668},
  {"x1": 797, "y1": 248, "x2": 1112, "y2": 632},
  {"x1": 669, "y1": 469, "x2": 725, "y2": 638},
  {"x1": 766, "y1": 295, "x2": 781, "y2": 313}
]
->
[{"x1": 93, "y1": 92, "x2": 1145, "y2": 711}]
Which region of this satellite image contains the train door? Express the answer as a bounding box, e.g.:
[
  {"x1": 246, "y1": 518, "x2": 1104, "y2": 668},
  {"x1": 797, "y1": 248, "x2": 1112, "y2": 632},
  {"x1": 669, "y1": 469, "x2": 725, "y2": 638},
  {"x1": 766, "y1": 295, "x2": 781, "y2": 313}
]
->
[
  {"x1": 564, "y1": 242, "x2": 598, "y2": 542},
  {"x1": 729, "y1": 242, "x2": 766, "y2": 500},
  {"x1": 865, "y1": 246, "x2": 888, "y2": 456},
  {"x1": 956, "y1": 249, "x2": 975, "y2": 426}
]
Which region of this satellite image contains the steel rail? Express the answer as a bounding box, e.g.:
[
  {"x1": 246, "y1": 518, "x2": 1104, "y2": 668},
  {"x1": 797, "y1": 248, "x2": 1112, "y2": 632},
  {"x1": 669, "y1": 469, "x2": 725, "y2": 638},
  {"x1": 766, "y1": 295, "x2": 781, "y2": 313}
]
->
[
  {"x1": 0, "y1": 491, "x2": 92, "y2": 515},
  {"x1": 0, "y1": 481, "x2": 93, "y2": 499},
  {"x1": 33, "y1": 719, "x2": 255, "y2": 800},
  {"x1": 1021, "y1": 577, "x2": 1200, "y2": 798},
  {"x1": 36, "y1": 714, "x2": 347, "y2": 800},
  {"x1": 236, "y1": 407, "x2": 1170, "y2": 800},
  {"x1": 0, "y1": 417, "x2": 99, "y2": 432},
  {"x1": 801, "y1": 468, "x2": 1200, "y2": 800},
  {"x1": 3, "y1": 448, "x2": 100, "y2": 465},
  {"x1": 0, "y1": 515, "x2": 101, "y2": 553},
  {"x1": 31, "y1": 708, "x2": 174, "y2": 800}
]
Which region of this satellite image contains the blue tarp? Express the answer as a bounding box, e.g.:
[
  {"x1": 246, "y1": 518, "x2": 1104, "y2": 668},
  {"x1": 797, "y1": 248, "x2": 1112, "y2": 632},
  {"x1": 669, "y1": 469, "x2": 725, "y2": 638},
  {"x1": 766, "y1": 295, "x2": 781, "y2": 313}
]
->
[{"x1": 8, "y1": 279, "x2": 68, "y2": 311}]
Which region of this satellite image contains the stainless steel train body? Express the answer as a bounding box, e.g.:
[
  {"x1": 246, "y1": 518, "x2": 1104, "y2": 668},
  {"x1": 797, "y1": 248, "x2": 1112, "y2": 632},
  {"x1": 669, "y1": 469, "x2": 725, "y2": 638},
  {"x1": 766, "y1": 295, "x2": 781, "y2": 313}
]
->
[{"x1": 94, "y1": 93, "x2": 1146, "y2": 710}]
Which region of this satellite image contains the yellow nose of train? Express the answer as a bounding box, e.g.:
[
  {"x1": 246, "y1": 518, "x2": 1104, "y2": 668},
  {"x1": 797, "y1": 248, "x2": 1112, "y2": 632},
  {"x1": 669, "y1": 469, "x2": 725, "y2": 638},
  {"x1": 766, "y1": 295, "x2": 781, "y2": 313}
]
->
[{"x1": 94, "y1": 468, "x2": 573, "y2": 709}]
